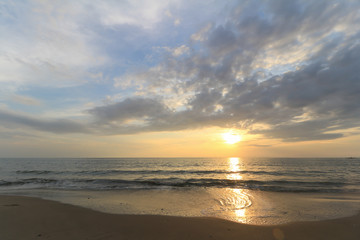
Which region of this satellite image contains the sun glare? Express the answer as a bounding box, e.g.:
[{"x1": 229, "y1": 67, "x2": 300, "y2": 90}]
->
[{"x1": 222, "y1": 131, "x2": 242, "y2": 144}]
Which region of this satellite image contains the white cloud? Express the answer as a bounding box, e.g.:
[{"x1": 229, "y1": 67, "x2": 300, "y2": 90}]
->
[
  {"x1": 172, "y1": 45, "x2": 189, "y2": 56},
  {"x1": 0, "y1": 0, "x2": 106, "y2": 88},
  {"x1": 191, "y1": 23, "x2": 212, "y2": 42},
  {"x1": 11, "y1": 94, "x2": 43, "y2": 106},
  {"x1": 174, "y1": 18, "x2": 181, "y2": 26},
  {"x1": 95, "y1": 0, "x2": 177, "y2": 29}
]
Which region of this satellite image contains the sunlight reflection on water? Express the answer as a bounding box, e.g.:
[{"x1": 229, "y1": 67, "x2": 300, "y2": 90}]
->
[
  {"x1": 228, "y1": 157, "x2": 243, "y2": 180},
  {"x1": 225, "y1": 157, "x2": 252, "y2": 223}
]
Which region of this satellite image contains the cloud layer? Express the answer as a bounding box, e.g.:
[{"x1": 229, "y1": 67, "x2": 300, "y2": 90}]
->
[
  {"x1": 86, "y1": 0, "x2": 360, "y2": 142},
  {"x1": 0, "y1": 109, "x2": 89, "y2": 134},
  {"x1": 1, "y1": 0, "x2": 360, "y2": 144}
]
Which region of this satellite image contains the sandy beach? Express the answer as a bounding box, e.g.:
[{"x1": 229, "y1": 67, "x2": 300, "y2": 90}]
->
[{"x1": 0, "y1": 195, "x2": 359, "y2": 240}]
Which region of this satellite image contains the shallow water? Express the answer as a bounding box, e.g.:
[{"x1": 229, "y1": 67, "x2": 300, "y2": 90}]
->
[{"x1": 3, "y1": 188, "x2": 360, "y2": 225}]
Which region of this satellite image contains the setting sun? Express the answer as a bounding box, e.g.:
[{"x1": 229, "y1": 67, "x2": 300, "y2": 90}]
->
[{"x1": 222, "y1": 131, "x2": 242, "y2": 144}]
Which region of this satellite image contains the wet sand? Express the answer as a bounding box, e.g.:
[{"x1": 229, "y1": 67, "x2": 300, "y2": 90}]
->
[{"x1": 1, "y1": 195, "x2": 359, "y2": 240}]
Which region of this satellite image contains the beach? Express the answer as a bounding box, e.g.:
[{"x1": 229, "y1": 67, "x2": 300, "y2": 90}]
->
[
  {"x1": 1, "y1": 195, "x2": 359, "y2": 240},
  {"x1": 2, "y1": 0, "x2": 360, "y2": 237}
]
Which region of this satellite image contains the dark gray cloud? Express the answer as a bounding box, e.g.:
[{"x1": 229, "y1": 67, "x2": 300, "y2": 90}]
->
[
  {"x1": 251, "y1": 121, "x2": 344, "y2": 142},
  {"x1": 207, "y1": 25, "x2": 237, "y2": 56},
  {"x1": 89, "y1": 98, "x2": 171, "y2": 123},
  {"x1": 88, "y1": 98, "x2": 176, "y2": 134},
  {"x1": 0, "y1": 109, "x2": 89, "y2": 134}
]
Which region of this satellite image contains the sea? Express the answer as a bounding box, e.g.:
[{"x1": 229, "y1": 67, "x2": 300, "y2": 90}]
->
[{"x1": 1, "y1": 157, "x2": 360, "y2": 225}]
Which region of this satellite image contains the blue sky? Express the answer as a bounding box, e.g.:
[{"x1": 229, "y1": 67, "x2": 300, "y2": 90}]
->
[{"x1": 1, "y1": 0, "x2": 360, "y2": 157}]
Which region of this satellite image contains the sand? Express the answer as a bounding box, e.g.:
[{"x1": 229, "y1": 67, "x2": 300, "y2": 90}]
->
[{"x1": 0, "y1": 195, "x2": 359, "y2": 240}]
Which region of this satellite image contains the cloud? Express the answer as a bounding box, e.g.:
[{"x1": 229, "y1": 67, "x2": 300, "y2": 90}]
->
[
  {"x1": 1, "y1": 0, "x2": 360, "y2": 143},
  {"x1": 155, "y1": 45, "x2": 190, "y2": 58},
  {"x1": 11, "y1": 95, "x2": 42, "y2": 106},
  {"x1": 89, "y1": 98, "x2": 171, "y2": 123},
  {"x1": 0, "y1": 0, "x2": 227, "y2": 92},
  {"x1": 251, "y1": 121, "x2": 344, "y2": 142},
  {"x1": 94, "y1": 0, "x2": 175, "y2": 29},
  {"x1": 0, "y1": 0, "x2": 106, "y2": 89},
  {"x1": 97, "y1": 0, "x2": 360, "y2": 141},
  {"x1": 191, "y1": 23, "x2": 212, "y2": 42},
  {"x1": 171, "y1": 45, "x2": 190, "y2": 57},
  {"x1": 207, "y1": 25, "x2": 237, "y2": 56},
  {"x1": 0, "y1": 109, "x2": 89, "y2": 134}
]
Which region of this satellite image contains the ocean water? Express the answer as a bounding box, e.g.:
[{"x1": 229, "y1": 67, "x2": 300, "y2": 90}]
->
[{"x1": 1, "y1": 157, "x2": 360, "y2": 224}]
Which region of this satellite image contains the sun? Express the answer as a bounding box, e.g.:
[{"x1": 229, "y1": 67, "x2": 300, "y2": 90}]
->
[{"x1": 222, "y1": 131, "x2": 242, "y2": 144}]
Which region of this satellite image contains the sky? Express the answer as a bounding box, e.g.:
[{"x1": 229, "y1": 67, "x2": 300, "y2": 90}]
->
[{"x1": 1, "y1": 0, "x2": 360, "y2": 158}]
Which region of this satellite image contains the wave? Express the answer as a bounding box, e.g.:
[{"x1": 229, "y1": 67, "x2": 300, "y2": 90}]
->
[
  {"x1": 15, "y1": 169, "x2": 321, "y2": 177},
  {"x1": 0, "y1": 177, "x2": 356, "y2": 193},
  {"x1": 16, "y1": 170, "x2": 53, "y2": 175}
]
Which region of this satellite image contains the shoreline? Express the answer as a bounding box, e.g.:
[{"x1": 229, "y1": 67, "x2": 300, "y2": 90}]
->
[
  {"x1": 1, "y1": 195, "x2": 360, "y2": 240},
  {"x1": 3, "y1": 188, "x2": 360, "y2": 225}
]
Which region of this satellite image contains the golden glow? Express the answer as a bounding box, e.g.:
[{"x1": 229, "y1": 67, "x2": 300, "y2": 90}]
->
[{"x1": 222, "y1": 131, "x2": 242, "y2": 144}]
